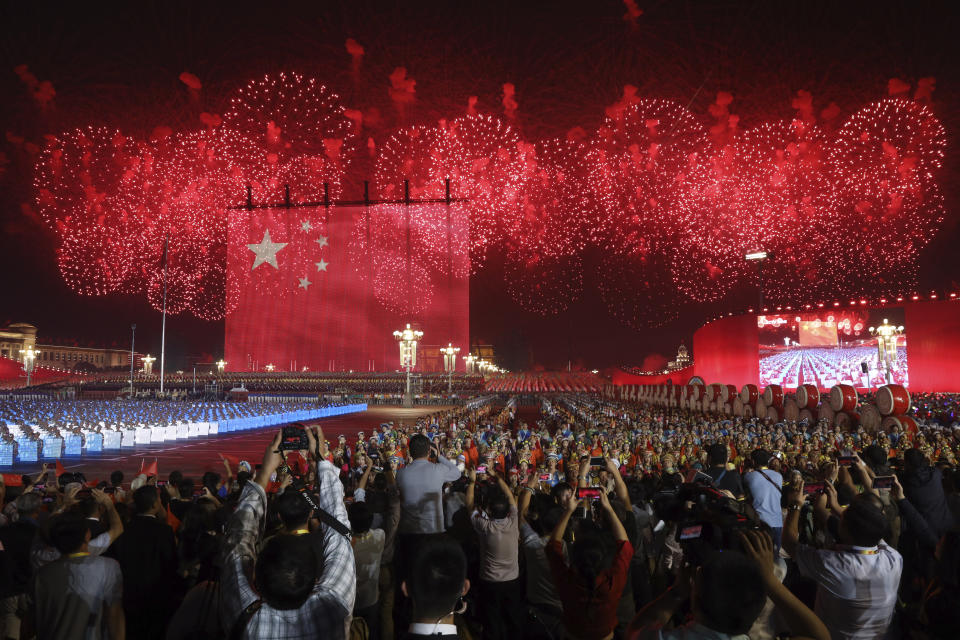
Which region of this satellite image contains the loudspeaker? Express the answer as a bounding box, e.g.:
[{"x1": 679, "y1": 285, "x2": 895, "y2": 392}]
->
[{"x1": 860, "y1": 362, "x2": 869, "y2": 373}]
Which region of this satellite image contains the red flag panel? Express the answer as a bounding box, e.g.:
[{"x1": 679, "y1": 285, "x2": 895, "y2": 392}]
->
[{"x1": 225, "y1": 204, "x2": 469, "y2": 372}]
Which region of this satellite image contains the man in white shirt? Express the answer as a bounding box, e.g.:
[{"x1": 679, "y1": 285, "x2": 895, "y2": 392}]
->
[
  {"x1": 397, "y1": 435, "x2": 463, "y2": 537},
  {"x1": 395, "y1": 434, "x2": 464, "y2": 628},
  {"x1": 743, "y1": 449, "x2": 784, "y2": 549},
  {"x1": 783, "y1": 485, "x2": 902, "y2": 640},
  {"x1": 466, "y1": 468, "x2": 522, "y2": 640},
  {"x1": 348, "y1": 501, "x2": 385, "y2": 639}
]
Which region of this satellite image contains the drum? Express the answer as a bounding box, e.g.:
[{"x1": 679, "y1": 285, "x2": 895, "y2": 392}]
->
[
  {"x1": 860, "y1": 404, "x2": 882, "y2": 433},
  {"x1": 876, "y1": 384, "x2": 911, "y2": 416},
  {"x1": 722, "y1": 402, "x2": 732, "y2": 415},
  {"x1": 740, "y1": 384, "x2": 759, "y2": 405},
  {"x1": 720, "y1": 384, "x2": 739, "y2": 403},
  {"x1": 796, "y1": 384, "x2": 820, "y2": 410},
  {"x1": 834, "y1": 411, "x2": 860, "y2": 430},
  {"x1": 708, "y1": 383, "x2": 723, "y2": 402},
  {"x1": 763, "y1": 384, "x2": 784, "y2": 408},
  {"x1": 688, "y1": 384, "x2": 705, "y2": 400},
  {"x1": 755, "y1": 403, "x2": 768, "y2": 420},
  {"x1": 829, "y1": 384, "x2": 858, "y2": 412},
  {"x1": 798, "y1": 408, "x2": 814, "y2": 424},
  {"x1": 880, "y1": 414, "x2": 919, "y2": 436},
  {"x1": 783, "y1": 397, "x2": 800, "y2": 422},
  {"x1": 818, "y1": 402, "x2": 835, "y2": 423},
  {"x1": 744, "y1": 404, "x2": 754, "y2": 418},
  {"x1": 733, "y1": 396, "x2": 744, "y2": 416}
]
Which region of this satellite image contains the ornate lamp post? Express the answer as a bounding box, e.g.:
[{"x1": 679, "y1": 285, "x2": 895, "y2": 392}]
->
[
  {"x1": 142, "y1": 354, "x2": 156, "y2": 375},
  {"x1": 393, "y1": 324, "x2": 424, "y2": 406},
  {"x1": 216, "y1": 359, "x2": 227, "y2": 374},
  {"x1": 440, "y1": 343, "x2": 460, "y2": 392},
  {"x1": 20, "y1": 346, "x2": 39, "y2": 387},
  {"x1": 463, "y1": 353, "x2": 476, "y2": 375},
  {"x1": 869, "y1": 319, "x2": 904, "y2": 385}
]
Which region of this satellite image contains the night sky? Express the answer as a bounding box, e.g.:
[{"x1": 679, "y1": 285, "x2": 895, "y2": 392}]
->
[{"x1": 1, "y1": 0, "x2": 957, "y2": 371}]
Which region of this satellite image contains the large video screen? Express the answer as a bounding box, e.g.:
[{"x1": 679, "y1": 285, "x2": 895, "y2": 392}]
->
[
  {"x1": 225, "y1": 204, "x2": 469, "y2": 373},
  {"x1": 758, "y1": 308, "x2": 908, "y2": 390}
]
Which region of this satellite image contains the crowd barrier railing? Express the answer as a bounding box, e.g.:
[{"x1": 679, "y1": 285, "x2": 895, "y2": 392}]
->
[{"x1": 0, "y1": 403, "x2": 367, "y2": 466}]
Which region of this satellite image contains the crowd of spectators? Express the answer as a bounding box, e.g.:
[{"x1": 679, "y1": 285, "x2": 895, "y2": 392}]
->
[
  {"x1": 0, "y1": 392, "x2": 958, "y2": 639},
  {"x1": 77, "y1": 372, "x2": 487, "y2": 396}
]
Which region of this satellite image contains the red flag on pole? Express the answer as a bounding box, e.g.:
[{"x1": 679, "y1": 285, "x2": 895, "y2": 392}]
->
[
  {"x1": 55, "y1": 460, "x2": 66, "y2": 477},
  {"x1": 139, "y1": 458, "x2": 158, "y2": 477},
  {"x1": 219, "y1": 453, "x2": 241, "y2": 467}
]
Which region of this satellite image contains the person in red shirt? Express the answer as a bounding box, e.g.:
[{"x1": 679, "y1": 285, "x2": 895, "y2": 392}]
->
[{"x1": 545, "y1": 488, "x2": 633, "y2": 640}]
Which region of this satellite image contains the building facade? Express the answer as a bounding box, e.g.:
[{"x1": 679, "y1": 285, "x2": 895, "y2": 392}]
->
[{"x1": 0, "y1": 323, "x2": 138, "y2": 371}]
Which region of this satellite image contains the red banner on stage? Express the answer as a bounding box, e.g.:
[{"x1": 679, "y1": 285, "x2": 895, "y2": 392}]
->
[{"x1": 224, "y1": 204, "x2": 469, "y2": 372}]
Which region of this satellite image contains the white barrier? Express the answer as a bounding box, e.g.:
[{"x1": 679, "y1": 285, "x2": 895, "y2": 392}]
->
[{"x1": 5, "y1": 404, "x2": 367, "y2": 465}]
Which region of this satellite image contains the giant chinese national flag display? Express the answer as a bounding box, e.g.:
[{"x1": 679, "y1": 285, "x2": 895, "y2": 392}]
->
[{"x1": 224, "y1": 204, "x2": 469, "y2": 372}]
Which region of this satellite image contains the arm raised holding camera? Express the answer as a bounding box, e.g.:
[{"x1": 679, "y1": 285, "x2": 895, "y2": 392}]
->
[{"x1": 305, "y1": 424, "x2": 356, "y2": 615}]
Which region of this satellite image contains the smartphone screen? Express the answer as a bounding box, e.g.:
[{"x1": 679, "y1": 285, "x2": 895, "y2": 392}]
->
[
  {"x1": 678, "y1": 524, "x2": 703, "y2": 541},
  {"x1": 589, "y1": 457, "x2": 605, "y2": 467},
  {"x1": 872, "y1": 475, "x2": 895, "y2": 490},
  {"x1": 577, "y1": 486, "x2": 602, "y2": 500},
  {"x1": 803, "y1": 482, "x2": 825, "y2": 495},
  {"x1": 539, "y1": 473, "x2": 551, "y2": 481},
  {"x1": 838, "y1": 456, "x2": 856, "y2": 467},
  {"x1": 476, "y1": 465, "x2": 487, "y2": 474}
]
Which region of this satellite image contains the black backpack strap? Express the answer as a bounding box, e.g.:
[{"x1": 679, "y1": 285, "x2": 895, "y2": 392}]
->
[{"x1": 229, "y1": 599, "x2": 262, "y2": 640}]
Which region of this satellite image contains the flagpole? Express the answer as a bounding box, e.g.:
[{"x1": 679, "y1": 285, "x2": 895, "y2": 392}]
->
[{"x1": 160, "y1": 233, "x2": 169, "y2": 396}]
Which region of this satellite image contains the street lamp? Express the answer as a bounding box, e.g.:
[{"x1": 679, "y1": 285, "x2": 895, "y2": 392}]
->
[
  {"x1": 394, "y1": 324, "x2": 424, "y2": 403},
  {"x1": 440, "y1": 343, "x2": 460, "y2": 392},
  {"x1": 745, "y1": 250, "x2": 769, "y2": 311},
  {"x1": 142, "y1": 354, "x2": 155, "y2": 375},
  {"x1": 265, "y1": 363, "x2": 275, "y2": 372},
  {"x1": 20, "y1": 347, "x2": 39, "y2": 387},
  {"x1": 216, "y1": 359, "x2": 227, "y2": 374},
  {"x1": 463, "y1": 353, "x2": 476, "y2": 375},
  {"x1": 869, "y1": 319, "x2": 904, "y2": 385}
]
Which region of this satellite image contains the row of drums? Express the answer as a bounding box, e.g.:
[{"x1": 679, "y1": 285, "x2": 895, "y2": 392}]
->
[{"x1": 627, "y1": 382, "x2": 916, "y2": 434}]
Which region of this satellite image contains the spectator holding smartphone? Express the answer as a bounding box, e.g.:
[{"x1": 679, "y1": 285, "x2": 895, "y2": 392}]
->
[
  {"x1": 219, "y1": 425, "x2": 356, "y2": 639},
  {"x1": 783, "y1": 480, "x2": 902, "y2": 640},
  {"x1": 547, "y1": 488, "x2": 633, "y2": 640},
  {"x1": 33, "y1": 495, "x2": 125, "y2": 640},
  {"x1": 396, "y1": 434, "x2": 462, "y2": 584},
  {"x1": 466, "y1": 466, "x2": 521, "y2": 639}
]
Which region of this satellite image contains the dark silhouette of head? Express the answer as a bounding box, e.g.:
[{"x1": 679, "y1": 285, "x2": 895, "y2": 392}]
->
[
  {"x1": 708, "y1": 444, "x2": 728, "y2": 466},
  {"x1": 255, "y1": 534, "x2": 319, "y2": 610},
  {"x1": 404, "y1": 535, "x2": 468, "y2": 621},
  {"x1": 409, "y1": 434, "x2": 432, "y2": 460},
  {"x1": 275, "y1": 490, "x2": 312, "y2": 530},
  {"x1": 694, "y1": 550, "x2": 766, "y2": 635}
]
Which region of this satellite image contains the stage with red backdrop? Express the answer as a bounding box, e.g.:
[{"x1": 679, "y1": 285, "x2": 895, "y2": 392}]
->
[{"x1": 612, "y1": 300, "x2": 960, "y2": 393}]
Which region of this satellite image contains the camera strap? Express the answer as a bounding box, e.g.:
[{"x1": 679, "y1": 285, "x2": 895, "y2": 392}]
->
[
  {"x1": 314, "y1": 505, "x2": 352, "y2": 538},
  {"x1": 228, "y1": 599, "x2": 262, "y2": 640},
  {"x1": 295, "y1": 483, "x2": 351, "y2": 538},
  {"x1": 756, "y1": 469, "x2": 782, "y2": 494}
]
